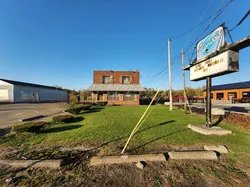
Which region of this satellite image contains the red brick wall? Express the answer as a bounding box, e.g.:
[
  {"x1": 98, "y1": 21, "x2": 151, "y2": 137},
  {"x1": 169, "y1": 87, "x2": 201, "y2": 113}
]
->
[{"x1": 93, "y1": 71, "x2": 140, "y2": 84}]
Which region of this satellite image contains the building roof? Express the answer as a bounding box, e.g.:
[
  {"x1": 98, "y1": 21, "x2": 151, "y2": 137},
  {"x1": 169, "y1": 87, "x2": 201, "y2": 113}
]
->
[
  {"x1": 0, "y1": 78, "x2": 64, "y2": 90},
  {"x1": 208, "y1": 81, "x2": 250, "y2": 91},
  {"x1": 87, "y1": 84, "x2": 145, "y2": 92}
]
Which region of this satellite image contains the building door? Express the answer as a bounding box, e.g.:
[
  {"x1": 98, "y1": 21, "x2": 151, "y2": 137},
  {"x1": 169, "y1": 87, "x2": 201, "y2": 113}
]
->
[
  {"x1": 36, "y1": 93, "x2": 39, "y2": 102},
  {"x1": 0, "y1": 89, "x2": 9, "y2": 102},
  {"x1": 98, "y1": 93, "x2": 103, "y2": 101}
]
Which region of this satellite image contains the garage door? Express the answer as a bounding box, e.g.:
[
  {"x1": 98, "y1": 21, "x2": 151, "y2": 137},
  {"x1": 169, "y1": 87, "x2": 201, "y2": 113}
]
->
[{"x1": 0, "y1": 89, "x2": 9, "y2": 101}]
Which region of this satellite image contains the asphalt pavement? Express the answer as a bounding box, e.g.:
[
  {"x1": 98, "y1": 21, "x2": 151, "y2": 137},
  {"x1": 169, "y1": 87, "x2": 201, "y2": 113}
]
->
[
  {"x1": 0, "y1": 103, "x2": 68, "y2": 129},
  {"x1": 192, "y1": 103, "x2": 250, "y2": 114}
]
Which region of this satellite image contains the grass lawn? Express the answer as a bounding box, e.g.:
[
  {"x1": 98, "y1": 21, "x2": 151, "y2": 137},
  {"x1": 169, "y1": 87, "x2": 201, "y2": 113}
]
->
[{"x1": 1, "y1": 105, "x2": 250, "y2": 164}]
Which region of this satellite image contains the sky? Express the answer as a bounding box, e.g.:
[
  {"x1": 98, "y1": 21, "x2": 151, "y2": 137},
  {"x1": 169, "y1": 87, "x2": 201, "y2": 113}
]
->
[{"x1": 0, "y1": 0, "x2": 249, "y2": 91}]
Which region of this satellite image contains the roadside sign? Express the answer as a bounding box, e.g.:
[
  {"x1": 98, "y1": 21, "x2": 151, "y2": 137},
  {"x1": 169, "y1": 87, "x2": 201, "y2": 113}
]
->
[
  {"x1": 190, "y1": 50, "x2": 239, "y2": 81},
  {"x1": 197, "y1": 25, "x2": 226, "y2": 62}
]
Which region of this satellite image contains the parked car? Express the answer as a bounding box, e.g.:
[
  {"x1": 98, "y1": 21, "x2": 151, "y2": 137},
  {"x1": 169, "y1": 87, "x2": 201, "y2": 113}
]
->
[{"x1": 241, "y1": 96, "x2": 250, "y2": 103}]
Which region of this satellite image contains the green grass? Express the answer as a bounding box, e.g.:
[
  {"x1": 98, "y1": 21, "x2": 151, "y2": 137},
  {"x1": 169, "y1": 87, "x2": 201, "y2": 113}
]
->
[{"x1": 1, "y1": 105, "x2": 250, "y2": 163}]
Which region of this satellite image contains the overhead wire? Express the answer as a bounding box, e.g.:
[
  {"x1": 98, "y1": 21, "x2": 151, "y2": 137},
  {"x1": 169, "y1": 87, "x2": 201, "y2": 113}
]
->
[
  {"x1": 144, "y1": 0, "x2": 235, "y2": 89},
  {"x1": 183, "y1": 0, "x2": 214, "y2": 50},
  {"x1": 184, "y1": 0, "x2": 234, "y2": 62},
  {"x1": 229, "y1": 9, "x2": 250, "y2": 32}
]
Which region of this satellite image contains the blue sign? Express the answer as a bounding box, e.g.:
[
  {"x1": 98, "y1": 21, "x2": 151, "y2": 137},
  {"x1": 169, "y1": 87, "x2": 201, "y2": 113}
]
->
[{"x1": 197, "y1": 25, "x2": 226, "y2": 61}]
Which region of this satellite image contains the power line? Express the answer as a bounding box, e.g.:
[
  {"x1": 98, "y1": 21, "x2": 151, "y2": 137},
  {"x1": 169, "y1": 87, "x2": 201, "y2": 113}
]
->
[
  {"x1": 144, "y1": 0, "x2": 214, "y2": 85},
  {"x1": 229, "y1": 9, "x2": 250, "y2": 32},
  {"x1": 171, "y1": 16, "x2": 212, "y2": 39},
  {"x1": 183, "y1": 0, "x2": 214, "y2": 49},
  {"x1": 144, "y1": 0, "x2": 235, "y2": 88},
  {"x1": 184, "y1": 0, "x2": 234, "y2": 56},
  {"x1": 143, "y1": 42, "x2": 168, "y2": 83}
]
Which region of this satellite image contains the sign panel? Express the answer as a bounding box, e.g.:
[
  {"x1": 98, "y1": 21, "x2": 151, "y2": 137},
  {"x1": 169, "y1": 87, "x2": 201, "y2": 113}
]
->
[
  {"x1": 190, "y1": 50, "x2": 239, "y2": 81},
  {"x1": 197, "y1": 25, "x2": 226, "y2": 61}
]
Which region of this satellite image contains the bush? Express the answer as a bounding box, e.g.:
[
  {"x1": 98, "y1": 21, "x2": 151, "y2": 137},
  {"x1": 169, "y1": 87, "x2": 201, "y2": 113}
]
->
[
  {"x1": 65, "y1": 105, "x2": 84, "y2": 114},
  {"x1": 52, "y1": 114, "x2": 75, "y2": 123},
  {"x1": 82, "y1": 104, "x2": 92, "y2": 110},
  {"x1": 12, "y1": 122, "x2": 48, "y2": 133},
  {"x1": 97, "y1": 101, "x2": 108, "y2": 106},
  {"x1": 81, "y1": 101, "x2": 94, "y2": 105},
  {"x1": 66, "y1": 104, "x2": 92, "y2": 114}
]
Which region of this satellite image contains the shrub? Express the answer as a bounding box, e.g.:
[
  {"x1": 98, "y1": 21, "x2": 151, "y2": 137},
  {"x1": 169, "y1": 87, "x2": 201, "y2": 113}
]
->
[
  {"x1": 81, "y1": 101, "x2": 94, "y2": 105},
  {"x1": 82, "y1": 104, "x2": 92, "y2": 110},
  {"x1": 65, "y1": 105, "x2": 84, "y2": 114},
  {"x1": 12, "y1": 122, "x2": 48, "y2": 133},
  {"x1": 97, "y1": 101, "x2": 108, "y2": 106},
  {"x1": 52, "y1": 114, "x2": 75, "y2": 123},
  {"x1": 66, "y1": 104, "x2": 92, "y2": 114}
]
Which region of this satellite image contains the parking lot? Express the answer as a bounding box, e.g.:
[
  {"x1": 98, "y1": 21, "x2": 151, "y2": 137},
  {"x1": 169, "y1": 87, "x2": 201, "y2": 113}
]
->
[{"x1": 0, "y1": 103, "x2": 68, "y2": 129}]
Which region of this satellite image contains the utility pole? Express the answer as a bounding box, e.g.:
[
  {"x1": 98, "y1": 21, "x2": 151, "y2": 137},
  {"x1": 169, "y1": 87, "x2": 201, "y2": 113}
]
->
[
  {"x1": 168, "y1": 38, "x2": 173, "y2": 111},
  {"x1": 181, "y1": 49, "x2": 187, "y2": 113}
]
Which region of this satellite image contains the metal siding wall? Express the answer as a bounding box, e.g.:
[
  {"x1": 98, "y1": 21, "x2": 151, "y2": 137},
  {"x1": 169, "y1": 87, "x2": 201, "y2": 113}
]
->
[
  {"x1": 13, "y1": 85, "x2": 68, "y2": 103},
  {"x1": 39, "y1": 88, "x2": 68, "y2": 102},
  {"x1": 0, "y1": 80, "x2": 14, "y2": 102}
]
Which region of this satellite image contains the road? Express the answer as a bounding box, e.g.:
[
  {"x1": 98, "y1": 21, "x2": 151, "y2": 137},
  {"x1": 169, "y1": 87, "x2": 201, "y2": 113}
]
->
[
  {"x1": 0, "y1": 103, "x2": 68, "y2": 129},
  {"x1": 192, "y1": 103, "x2": 250, "y2": 114}
]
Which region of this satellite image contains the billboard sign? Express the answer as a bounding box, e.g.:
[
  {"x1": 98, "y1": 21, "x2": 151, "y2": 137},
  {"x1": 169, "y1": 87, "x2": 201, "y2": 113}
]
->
[
  {"x1": 197, "y1": 25, "x2": 226, "y2": 61},
  {"x1": 190, "y1": 50, "x2": 239, "y2": 81}
]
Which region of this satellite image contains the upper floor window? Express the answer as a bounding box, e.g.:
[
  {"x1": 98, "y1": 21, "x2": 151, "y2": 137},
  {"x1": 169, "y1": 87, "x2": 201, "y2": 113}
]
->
[
  {"x1": 102, "y1": 76, "x2": 113, "y2": 84},
  {"x1": 122, "y1": 76, "x2": 131, "y2": 84}
]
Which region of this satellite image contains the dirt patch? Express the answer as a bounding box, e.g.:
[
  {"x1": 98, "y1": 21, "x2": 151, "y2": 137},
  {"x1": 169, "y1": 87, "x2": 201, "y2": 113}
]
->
[
  {"x1": 221, "y1": 113, "x2": 250, "y2": 130},
  {"x1": 0, "y1": 147, "x2": 249, "y2": 186}
]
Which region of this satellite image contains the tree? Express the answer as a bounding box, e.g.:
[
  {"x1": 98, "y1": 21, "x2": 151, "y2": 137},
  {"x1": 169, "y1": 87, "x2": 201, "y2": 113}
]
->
[{"x1": 79, "y1": 89, "x2": 92, "y2": 101}]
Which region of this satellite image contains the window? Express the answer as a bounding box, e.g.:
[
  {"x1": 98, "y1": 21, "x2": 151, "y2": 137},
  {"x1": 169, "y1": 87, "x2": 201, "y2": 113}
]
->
[
  {"x1": 102, "y1": 76, "x2": 113, "y2": 84},
  {"x1": 242, "y1": 92, "x2": 250, "y2": 97},
  {"x1": 216, "y1": 93, "x2": 224, "y2": 100},
  {"x1": 122, "y1": 76, "x2": 131, "y2": 84},
  {"x1": 108, "y1": 92, "x2": 119, "y2": 101},
  {"x1": 123, "y1": 92, "x2": 135, "y2": 101},
  {"x1": 228, "y1": 92, "x2": 237, "y2": 100}
]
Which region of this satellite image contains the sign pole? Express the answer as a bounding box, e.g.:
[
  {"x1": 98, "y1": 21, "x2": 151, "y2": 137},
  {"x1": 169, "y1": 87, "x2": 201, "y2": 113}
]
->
[
  {"x1": 206, "y1": 77, "x2": 212, "y2": 127},
  {"x1": 168, "y1": 38, "x2": 173, "y2": 111}
]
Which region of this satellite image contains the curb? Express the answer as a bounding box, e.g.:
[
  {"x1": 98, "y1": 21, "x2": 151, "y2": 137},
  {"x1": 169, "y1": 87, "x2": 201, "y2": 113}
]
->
[
  {"x1": 18, "y1": 115, "x2": 44, "y2": 122},
  {"x1": 0, "y1": 159, "x2": 62, "y2": 169}
]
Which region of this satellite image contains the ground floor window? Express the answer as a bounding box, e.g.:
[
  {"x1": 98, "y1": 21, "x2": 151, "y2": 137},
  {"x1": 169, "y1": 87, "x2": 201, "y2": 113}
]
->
[
  {"x1": 242, "y1": 92, "x2": 250, "y2": 97},
  {"x1": 108, "y1": 92, "x2": 119, "y2": 101},
  {"x1": 123, "y1": 92, "x2": 136, "y2": 101},
  {"x1": 216, "y1": 93, "x2": 224, "y2": 100},
  {"x1": 228, "y1": 92, "x2": 237, "y2": 100}
]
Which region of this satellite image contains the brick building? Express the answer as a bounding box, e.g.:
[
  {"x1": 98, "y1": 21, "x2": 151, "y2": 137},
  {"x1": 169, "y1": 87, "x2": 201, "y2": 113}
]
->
[{"x1": 87, "y1": 70, "x2": 145, "y2": 105}]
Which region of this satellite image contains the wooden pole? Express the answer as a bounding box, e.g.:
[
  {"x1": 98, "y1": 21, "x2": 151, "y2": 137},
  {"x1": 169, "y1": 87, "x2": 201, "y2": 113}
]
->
[
  {"x1": 168, "y1": 38, "x2": 173, "y2": 111},
  {"x1": 182, "y1": 49, "x2": 187, "y2": 113}
]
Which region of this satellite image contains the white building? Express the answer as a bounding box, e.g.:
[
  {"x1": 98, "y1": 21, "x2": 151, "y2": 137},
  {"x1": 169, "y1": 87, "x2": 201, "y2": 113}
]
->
[{"x1": 0, "y1": 79, "x2": 68, "y2": 103}]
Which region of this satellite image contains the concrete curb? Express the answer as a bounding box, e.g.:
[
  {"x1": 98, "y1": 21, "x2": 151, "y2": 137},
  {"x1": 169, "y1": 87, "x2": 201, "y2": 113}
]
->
[
  {"x1": 60, "y1": 146, "x2": 95, "y2": 152},
  {"x1": 0, "y1": 159, "x2": 62, "y2": 169},
  {"x1": 90, "y1": 154, "x2": 167, "y2": 166},
  {"x1": 90, "y1": 151, "x2": 219, "y2": 166},
  {"x1": 18, "y1": 115, "x2": 44, "y2": 122},
  {"x1": 204, "y1": 145, "x2": 229, "y2": 154},
  {"x1": 168, "y1": 151, "x2": 218, "y2": 160}
]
